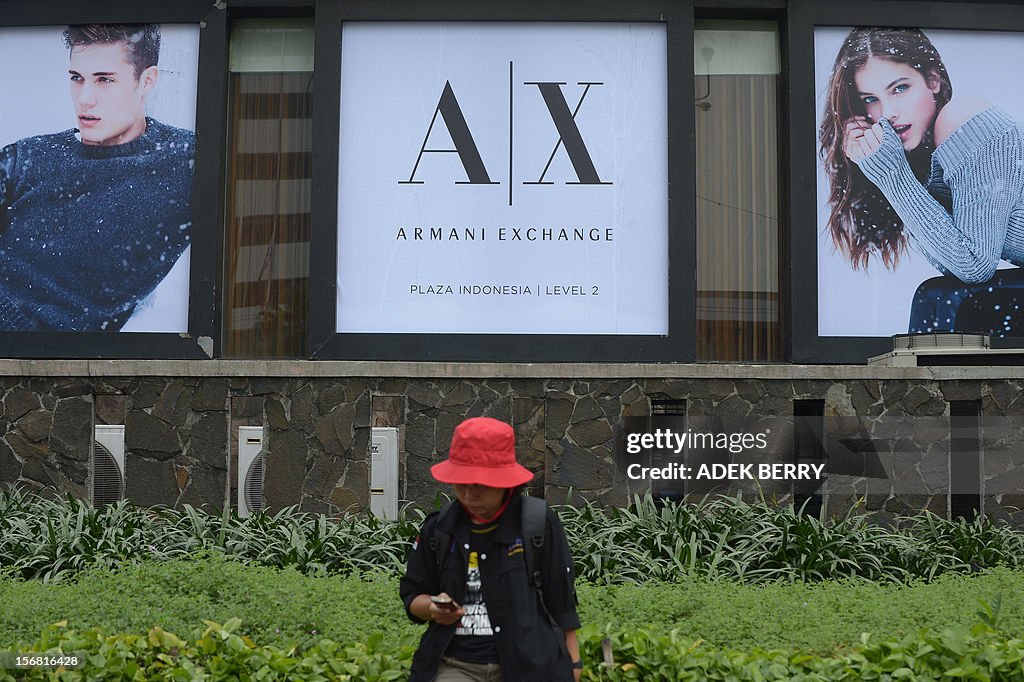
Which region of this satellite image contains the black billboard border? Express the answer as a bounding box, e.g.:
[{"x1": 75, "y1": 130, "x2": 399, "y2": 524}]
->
[
  {"x1": 787, "y1": 0, "x2": 1024, "y2": 364},
  {"x1": 0, "y1": 0, "x2": 225, "y2": 359},
  {"x1": 307, "y1": 0, "x2": 695, "y2": 362}
]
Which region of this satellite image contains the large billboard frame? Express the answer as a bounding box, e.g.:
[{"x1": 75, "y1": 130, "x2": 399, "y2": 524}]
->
[
  {"x1": 788, "y1": 0, "x2": 1024, "y2": 363},
  {"x1": 0, "y1": 0, "x2": 226, "y2": 359},
  {"x1": 308, "y1": 0, "x2": 695, "y2": 362}
]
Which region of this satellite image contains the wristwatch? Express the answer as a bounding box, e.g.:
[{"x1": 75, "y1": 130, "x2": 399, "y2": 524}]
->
[{"x1": 571, "y1": 660, "x2": 583, "y2": 670}]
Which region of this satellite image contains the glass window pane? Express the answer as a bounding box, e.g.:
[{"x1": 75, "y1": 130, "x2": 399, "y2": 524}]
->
[
  {"x1": 223, "y1": 20, "x2": 313, "y2": 358},
  {"x1": 695, "y1": 20, "x2": 783, "y2": 362},
  {"x1": 229, "y1": 19, "x2": 314, "y2": 73}
]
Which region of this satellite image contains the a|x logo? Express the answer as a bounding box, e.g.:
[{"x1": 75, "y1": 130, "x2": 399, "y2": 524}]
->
[
  {"x1": 525, "y1": 81, "x2": 610, "y2": 186},
  {"x1": 401, "y1": 77, "x2": 611, "y2": 194}
]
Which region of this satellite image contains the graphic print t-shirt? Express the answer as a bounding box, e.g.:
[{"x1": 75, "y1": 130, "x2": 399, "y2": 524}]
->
[{"x1": 444, "y1": 522, "x2": 499, "y2": 663}]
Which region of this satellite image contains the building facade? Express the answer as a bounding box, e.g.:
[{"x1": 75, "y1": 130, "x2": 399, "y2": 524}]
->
[{"x1": 2, "y1": 0, "x2": 1023, "y2": 524}]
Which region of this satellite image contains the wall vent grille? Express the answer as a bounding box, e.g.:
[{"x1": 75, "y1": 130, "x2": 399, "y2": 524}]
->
[
  {"x1": 238, "y1": 426, "x2": 265, "y2": 517},
  {"x1": 92, "y1": 425, "x2": 125, "y2": 506}
]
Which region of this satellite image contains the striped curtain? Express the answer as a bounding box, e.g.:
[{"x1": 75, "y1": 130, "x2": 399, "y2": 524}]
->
[
  {"x1": 223, "y1": 71, "x2": 312, "y2": 357},
  {"x1": 695, "y1": 72, "x2": 782, "y2": 361}
]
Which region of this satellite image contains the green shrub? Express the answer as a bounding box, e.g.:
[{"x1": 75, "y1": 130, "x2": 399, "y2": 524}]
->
[
  {"x1": 4, "y1": 487, "x2": 1024, "y2": 584},
  {"x1": 559, "y1": 494, "x2": 1024, "y2": 584},
  {"x1": 0, "y1": 488, "x2": 422, "y2": 582}
]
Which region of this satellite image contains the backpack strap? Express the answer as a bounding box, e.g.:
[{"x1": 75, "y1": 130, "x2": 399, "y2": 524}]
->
[
  {"x1": 521, "y1": 495, "x2": 547, "y2": 590},
  {"x1": 429, "y1": 501, "x2": 459, "y2": 573},
  {"x1": 521, "y1": 495, "x2": 570, "y2": 660}
]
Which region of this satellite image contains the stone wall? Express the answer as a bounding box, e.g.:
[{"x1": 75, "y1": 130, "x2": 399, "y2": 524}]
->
[{"x1": 2, "y1": 368, "x2": 1022, "y2": 526}]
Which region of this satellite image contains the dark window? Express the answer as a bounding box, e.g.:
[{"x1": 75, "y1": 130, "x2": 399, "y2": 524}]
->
[
  {"x1": 950, "y1": 400, "x2": 982, "y2": 520},
  {"x1": 793, "y1": 399, "x2": 824, "y2": 516},
  {"x1": 651, "y1": 399, "x2": 687, "y2": 502}
]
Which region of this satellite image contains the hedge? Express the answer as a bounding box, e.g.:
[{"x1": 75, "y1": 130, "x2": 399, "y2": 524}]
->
[{"x1": 2, "y1": 556, "x2": 1024, "y2": 654}]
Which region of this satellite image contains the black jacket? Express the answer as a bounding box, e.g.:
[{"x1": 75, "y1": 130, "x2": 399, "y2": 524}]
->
[{"x1": 399, "y1": 495, "x2": 581, "y2": 681}]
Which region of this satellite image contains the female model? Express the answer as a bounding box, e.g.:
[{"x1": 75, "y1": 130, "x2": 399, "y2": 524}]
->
[{"x1": 820, "y1": 27, "x2": 1024, "y2": 333}]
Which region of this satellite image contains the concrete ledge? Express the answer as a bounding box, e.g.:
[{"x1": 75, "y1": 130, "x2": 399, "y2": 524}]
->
[{"x1": 0, "y1": 359, "x2": 1021, "y2": 381}]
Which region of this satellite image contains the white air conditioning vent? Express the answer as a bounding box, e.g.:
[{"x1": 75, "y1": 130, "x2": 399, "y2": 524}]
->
[
  {"x1": 92, "y1": 425, "x2": 125, "y2": 506},
  {"x1": 238, "y1": 426, "x2": 265, "y2": 517},
  {"x1": 370, "y1": 427, "x2": 399, "y2": 520}
]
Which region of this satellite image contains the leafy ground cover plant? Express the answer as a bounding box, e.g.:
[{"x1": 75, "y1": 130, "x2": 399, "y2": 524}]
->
[
  {"x1": 0, "y1": 619, "x2": 417, "y2": 682},
  {"x1": 3, "y1": 617, "x2": 1023, "y2": 681},
  {"x1": 577, "y1": 619, "x2": 1024, "y2": 681}
]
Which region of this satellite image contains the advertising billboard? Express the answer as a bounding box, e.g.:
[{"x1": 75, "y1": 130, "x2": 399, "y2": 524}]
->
[
  {"x1": 336, "y1": 22, "x2": 668, "y2": 335},
  {"x1": 814, "y1": 26, "x2": 1024, "y2": 337},
  {"x1": 0, "y1": 23, "x2": 200, "y2": 333}
]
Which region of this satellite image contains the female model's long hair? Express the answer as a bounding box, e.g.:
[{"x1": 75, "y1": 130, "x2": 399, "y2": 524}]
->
[{"x1": 820, "y1": 28, "x2": 952, "y2": 270}]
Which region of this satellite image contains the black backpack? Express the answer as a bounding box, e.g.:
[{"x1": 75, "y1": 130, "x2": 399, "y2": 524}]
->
[{"x1": 428, "y1": 495, "x2": 569, "y2": 659}]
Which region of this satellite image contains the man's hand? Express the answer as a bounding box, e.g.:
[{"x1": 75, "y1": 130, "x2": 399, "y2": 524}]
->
[
  {"x1": 844, "y1": 116, "x2": 884, "y2": 163},
  {"x1": 409, "y1": 592, "x2": 465, "y2": 625},
  {"x1": 565, "y1": 629, "x2": 582, "y2": 682},
  {"x1": 427, "y1": 593, "x2": 465, "y2": 626}
]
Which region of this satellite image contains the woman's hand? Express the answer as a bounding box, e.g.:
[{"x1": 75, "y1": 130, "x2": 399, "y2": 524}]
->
[{"x1": 844, "y1": 116, "x2": 884, "y2": 163}]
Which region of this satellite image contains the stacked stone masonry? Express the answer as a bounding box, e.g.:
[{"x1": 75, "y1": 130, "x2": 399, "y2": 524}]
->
[{"x1": 1, "y1": 374, "x2": 1022, "y2": 526}]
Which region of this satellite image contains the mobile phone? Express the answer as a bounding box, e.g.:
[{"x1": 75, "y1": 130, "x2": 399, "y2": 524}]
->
[{"x1": 430, "y1": 595, "x2": 460, "y2": 610}]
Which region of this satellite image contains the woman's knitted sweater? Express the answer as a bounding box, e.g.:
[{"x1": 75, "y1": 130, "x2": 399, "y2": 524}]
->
[
  {"x1": 857, "y1": 106, "x2": 1024, "y2": 283},
  {"x1": 0, "y1": 118, "x2": 193, "y2": 331}
]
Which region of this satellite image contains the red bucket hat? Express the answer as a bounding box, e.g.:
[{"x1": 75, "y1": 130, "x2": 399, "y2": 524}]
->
[{"x1": 431, "y1": 417, "x2": 534, "y2": 488}]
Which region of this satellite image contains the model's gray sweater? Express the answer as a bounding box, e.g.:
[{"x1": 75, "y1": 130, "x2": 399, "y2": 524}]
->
[{"x1": 857, "y1": 107, "x2": 1024, "y2": 283}]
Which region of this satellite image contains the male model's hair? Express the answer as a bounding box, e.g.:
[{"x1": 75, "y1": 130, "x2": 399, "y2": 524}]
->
[{"x1": 63, "y1": 24, "x2": 161, "y2": 79}]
